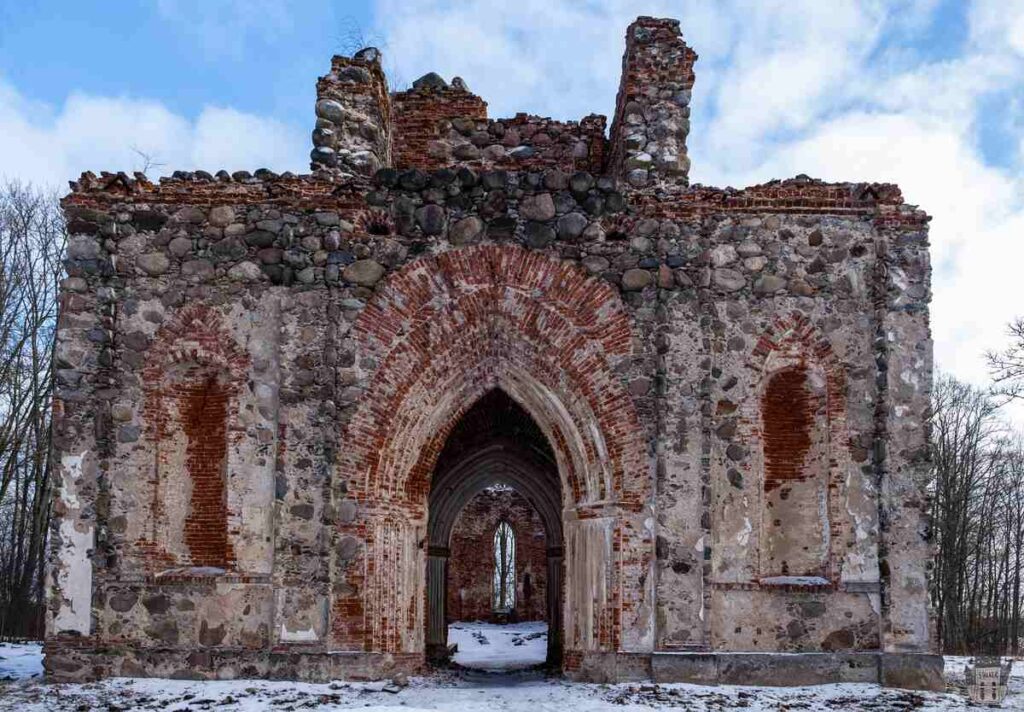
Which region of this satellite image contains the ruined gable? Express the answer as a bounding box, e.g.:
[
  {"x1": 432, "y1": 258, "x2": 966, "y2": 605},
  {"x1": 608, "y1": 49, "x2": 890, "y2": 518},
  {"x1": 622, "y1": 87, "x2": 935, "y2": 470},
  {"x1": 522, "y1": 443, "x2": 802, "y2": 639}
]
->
[{"x1": 46, "y1": 16, "x2": 940, "y2": 691}]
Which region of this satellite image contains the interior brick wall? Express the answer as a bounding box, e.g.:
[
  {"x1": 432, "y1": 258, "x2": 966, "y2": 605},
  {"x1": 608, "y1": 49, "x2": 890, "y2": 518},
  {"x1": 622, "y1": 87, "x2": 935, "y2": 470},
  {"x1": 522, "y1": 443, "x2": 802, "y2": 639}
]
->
[
  {"x1": 447, "y1": 488, "x2": 548, "y2": 623},
  {"x1": 762, "y1": 368, "x2": 814, "y2": 489}
]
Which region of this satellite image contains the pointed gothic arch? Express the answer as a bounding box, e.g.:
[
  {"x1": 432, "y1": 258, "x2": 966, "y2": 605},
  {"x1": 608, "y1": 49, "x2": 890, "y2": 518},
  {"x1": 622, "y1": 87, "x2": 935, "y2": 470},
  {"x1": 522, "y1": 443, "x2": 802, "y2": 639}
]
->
[{"x1": 330, "y1": 244, "x2": 653, "y2": 671}]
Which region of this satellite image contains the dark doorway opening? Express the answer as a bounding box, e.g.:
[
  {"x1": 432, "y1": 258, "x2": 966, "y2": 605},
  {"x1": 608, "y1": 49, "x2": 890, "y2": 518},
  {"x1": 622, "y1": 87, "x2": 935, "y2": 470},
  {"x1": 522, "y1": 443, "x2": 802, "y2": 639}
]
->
[{"x1": 425, "y1": 390, "x2": 563, "y2": 671}]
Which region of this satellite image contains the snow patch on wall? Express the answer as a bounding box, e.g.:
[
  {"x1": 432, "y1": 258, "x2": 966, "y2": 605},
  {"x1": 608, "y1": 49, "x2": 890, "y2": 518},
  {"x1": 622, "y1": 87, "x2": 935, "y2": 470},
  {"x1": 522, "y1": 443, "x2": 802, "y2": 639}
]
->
[
  {"x1": 279, "y1": 624, "x2": 319, "y2": 642},
  {"x1": 759, "y1": 576, "x2": 829, "y2": 586},
  {"x1": 736, "y1": 517, "x2": 752, "y2": 548}
]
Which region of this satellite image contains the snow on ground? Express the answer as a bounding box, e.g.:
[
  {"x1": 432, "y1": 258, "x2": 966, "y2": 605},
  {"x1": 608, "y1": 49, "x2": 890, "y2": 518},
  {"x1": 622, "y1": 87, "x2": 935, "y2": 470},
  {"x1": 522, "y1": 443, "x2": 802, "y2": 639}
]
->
[
  {"x1": 448, "y1": 620, "x2": 548, "y2": 671},
  {"x1": 0, "y1": 642, "x2": 43, "y2": 682},
  {"x1": 5, "y1": 633, "x2": 1024, "y2": 711}
]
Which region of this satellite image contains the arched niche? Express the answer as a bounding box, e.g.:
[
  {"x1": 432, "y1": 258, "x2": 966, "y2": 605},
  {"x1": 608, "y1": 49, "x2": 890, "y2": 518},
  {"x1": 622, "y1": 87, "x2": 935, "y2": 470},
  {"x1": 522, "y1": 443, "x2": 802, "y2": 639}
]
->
[{"x1": 745, "y1": 312, "x2": 848, "y2": 584}]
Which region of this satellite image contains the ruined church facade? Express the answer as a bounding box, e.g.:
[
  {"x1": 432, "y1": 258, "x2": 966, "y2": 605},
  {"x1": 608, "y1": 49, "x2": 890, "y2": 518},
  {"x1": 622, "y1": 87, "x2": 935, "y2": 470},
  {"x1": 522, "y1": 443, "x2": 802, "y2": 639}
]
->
[{"x1": 46, "y1": 17, "x2": 941, "y2": 689}]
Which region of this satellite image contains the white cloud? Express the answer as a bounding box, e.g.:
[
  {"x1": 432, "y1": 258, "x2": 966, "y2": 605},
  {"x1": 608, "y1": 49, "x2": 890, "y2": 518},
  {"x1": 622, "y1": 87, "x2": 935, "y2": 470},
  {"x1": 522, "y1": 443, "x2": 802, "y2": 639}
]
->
[
  {"x1": 734, "y1": 112, "x2": 1024, "y2": 386},
  {"x1": 969, "y1": 0, "x2": 1024, "y2": 56},
  {"x1": 375, "y1": 0, "x2": 695, "y2": 118},
  {"x1": 0, "y1": 79, "x2": 306, "y2": 190},
  {"x1": 154, "y1": 0, "x2": 297, "y2": 60},
  {"x1": 2, "y1": 0, "x2": 1022, "y2": 427}
]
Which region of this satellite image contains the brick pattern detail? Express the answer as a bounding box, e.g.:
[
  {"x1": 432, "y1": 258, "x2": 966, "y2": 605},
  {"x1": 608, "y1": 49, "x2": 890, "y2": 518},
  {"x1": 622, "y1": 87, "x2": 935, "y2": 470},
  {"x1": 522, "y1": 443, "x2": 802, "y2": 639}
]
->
[
  {"x1": 391, "y1": 86, "x2": 488, "y2": 169},
  {"x1": 61, "y1": 168, "x2": 930, "y2": 236},
  {"x1": 178, "y1": 372, "x2": 231, "y2": 567},
  {"x1": 762, "y1": 367, "x2": 816, "y2": 491},
  {"x1": 390, "y1": 83, "x2": 606, "y2": 174},
  {"x1": 447, "y1": 488, "x2": 548, "y2": 623}
]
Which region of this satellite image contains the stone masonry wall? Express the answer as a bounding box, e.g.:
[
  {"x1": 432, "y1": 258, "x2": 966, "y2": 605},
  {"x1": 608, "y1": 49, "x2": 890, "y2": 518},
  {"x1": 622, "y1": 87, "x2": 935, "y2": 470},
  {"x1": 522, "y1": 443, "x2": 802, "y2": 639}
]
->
[
  {"x1": 46, "y1": 162, "x2": 930, "y2": 680},
  {"x1": 608, "y1": 17, "x2": 697, "y2": 187},
  {"x1": 45, "y1": 15, "x2": 938, "y2": 690}
]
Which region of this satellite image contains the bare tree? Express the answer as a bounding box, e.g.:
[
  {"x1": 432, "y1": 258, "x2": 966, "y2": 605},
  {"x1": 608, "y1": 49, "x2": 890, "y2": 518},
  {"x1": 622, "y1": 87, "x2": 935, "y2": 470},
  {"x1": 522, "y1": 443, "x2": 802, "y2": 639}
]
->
[
  {"x1": 130, "y1": 146, "x2": 165, "y2": 176},
  {"x1": 987, "y1": 317, "x2": 1024, "y2": 402},
  {"x1": 493, "y1": 521, "x2": 516, "y2": 612},
  {"x1": 0, "y1": 181, "x2": 64, "y2": 641},
  {"x1": 335, "y1": 16, "x2": 408, "y2": 91},
  {"x1": 930, "y1": 372, "x2": 1024, "y2": 654}
]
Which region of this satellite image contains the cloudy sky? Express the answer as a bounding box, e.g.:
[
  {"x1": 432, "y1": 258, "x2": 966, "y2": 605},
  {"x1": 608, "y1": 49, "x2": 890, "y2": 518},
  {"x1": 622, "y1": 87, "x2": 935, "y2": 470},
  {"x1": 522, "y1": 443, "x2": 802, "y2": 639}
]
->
[{"x1": 1, "y1": 0, "x2": 1022, "y2": 424}]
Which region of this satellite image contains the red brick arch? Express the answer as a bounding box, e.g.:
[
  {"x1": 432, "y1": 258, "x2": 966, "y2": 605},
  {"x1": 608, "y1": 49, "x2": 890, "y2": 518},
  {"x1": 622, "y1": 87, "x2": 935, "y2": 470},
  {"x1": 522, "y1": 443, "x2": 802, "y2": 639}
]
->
[{"x1": 332, "y1": 244, "x2": 652, "y2": 658}]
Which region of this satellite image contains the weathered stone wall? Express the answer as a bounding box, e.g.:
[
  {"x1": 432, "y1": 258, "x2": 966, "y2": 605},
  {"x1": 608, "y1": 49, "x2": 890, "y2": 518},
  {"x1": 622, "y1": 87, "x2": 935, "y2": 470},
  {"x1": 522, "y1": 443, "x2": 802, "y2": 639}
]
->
[
  {"x1": 44, "y1": 14, "x2": 939, "y2": 690},
  {"x1": 608, "y1": 16, "x2": 697, "y2": 187},
  {"x1": 312, "y1": 49, "x2": 392, "y2": 175},
  {"x1": 447, "y1": 488, "x2": 548, "y2": 623}
]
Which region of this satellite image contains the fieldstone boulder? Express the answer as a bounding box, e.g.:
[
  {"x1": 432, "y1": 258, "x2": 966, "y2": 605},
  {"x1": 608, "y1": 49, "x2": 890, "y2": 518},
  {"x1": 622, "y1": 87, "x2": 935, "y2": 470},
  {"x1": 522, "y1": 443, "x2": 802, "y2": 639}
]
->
[
  {"x1": 737, "y1": 240, "x2": 762, "y2": 257},
  {"x1": 450, "y1": 216, "x2": 484, "y2": 245},
  {"x1": 168, "y1": 237, "x2": 192, "y2": 258},
  {"x1": 228, "y1": 261, "x2": 263, "y2": 282},
  {"x1": 519, "y1": 193, "x2": 556, "y2": 222},
  {"x1": 710, "y1": 244, "x2": 737, "y2": 267},
  {"x1": 208, "y1": 206, "x2": 235, "y2": 227},
  {"x1": 315, "y1": 99, "x2": 345, "y2": 123},
  {"x1": 713, "y1": 268, "x2": 746, "y2": 292},
  {"x1": 412, "y1": 72, "x2": 447, "y2": 90},
  {"x1": 415, "y1": 204, "x2": 446, "y2": 235},
  {"x1": 338, "y1": 536, "x2": 361, "y2": 560},
  {"x1": 622, "y1": 268, "x2": 653, "y2": 291},
  {"x1": 342, "y1": 259, "x2": 385, "y2": 287},
  {"x1": 570, "y1": 172, "x2": 594, "y2": 194},
  {"x1": 557, "y1": 212, "x2": 589, "y2": 240},
  {"x1": 754, "y1": 275, "x2": 787, "y2": 294},
  {"x1": 524, "y1": 222, "x2": 555, "y2": 248},
  {"x1": 582, "y1": 256, "x2": 610, "y2": 274},
  {"x1": 453, "y1": 144, "x2": 481, "y2": 160},
  {"x1": 173, "y1": 206, "x2": 205, "y2": 224},
  {"x1": 354, "y1": 47, "x2": 381, "y2": 63},
  {"x1": 108, "y1": 590, "x2": 138, "y2": 612},
  {"x1": 137, "y1": 253, "x2": 170, "y2": 276}
]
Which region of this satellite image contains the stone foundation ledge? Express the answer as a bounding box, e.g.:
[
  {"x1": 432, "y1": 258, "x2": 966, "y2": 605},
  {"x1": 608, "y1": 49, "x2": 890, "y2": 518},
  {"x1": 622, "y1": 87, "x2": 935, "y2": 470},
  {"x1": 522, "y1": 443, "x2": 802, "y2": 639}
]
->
[
  {"x1": 651, "y1": 651, "x2": 944, "y2": 691},
  {"x1": 43, "y1": 641, "x2": 424, "y2": 683},
  {"x1": 44, "y1": 643, "x2": 944, "y2": 692}
]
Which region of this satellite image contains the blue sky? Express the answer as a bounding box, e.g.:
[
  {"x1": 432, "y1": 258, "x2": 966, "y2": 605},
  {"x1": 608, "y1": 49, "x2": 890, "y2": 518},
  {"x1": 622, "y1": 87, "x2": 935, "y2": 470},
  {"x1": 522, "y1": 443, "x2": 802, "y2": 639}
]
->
[
  {"x1": 1, "y1": 0, "x2": 1023, "y2": 422},
  {"x1": 0, "y1": 1, "x2": 373, "y2": 125}
]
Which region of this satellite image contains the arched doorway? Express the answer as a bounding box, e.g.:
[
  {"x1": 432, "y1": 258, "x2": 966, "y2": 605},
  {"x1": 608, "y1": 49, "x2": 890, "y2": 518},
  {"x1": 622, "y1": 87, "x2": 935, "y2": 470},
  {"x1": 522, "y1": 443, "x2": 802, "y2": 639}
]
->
[
  {"x1": 425, "y1": 389, "x2": 563, "y2": 668},
  {"x1": 331, "y1": 245, "x2": 654, "y2": 678}
]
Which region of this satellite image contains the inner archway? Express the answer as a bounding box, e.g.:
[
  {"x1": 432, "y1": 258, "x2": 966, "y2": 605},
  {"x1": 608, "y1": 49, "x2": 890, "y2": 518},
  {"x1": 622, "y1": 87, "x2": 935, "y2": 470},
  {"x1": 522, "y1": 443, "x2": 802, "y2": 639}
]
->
[{"x1": 426, "y1": 389, "x2": 563, "y2": 670}]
